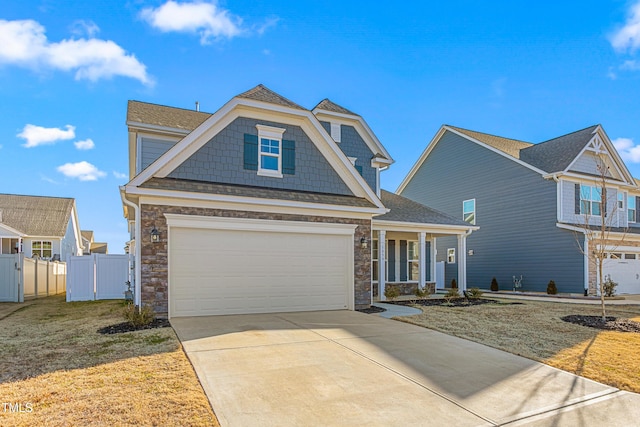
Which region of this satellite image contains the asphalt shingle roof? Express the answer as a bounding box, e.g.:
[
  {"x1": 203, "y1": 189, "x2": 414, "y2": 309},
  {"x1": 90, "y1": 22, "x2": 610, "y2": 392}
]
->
[
  {"x1": 0, "y1": 194, "x2": 74, "y2": 236},
  {"x1": 141, "y1": 178, "x2": 376, "y2": 208},
  {"x1": 313, "y1": 99, "x2": 358, "y2": 116},
  {"x1": 236, "y1": 84, "x2": 307, "y2": 110},
  {"x1": 376, "y1": 190, "x2": 471, "y2": 226},
  {"x1": 448, "y1": 126, "x2": 533, "y2": 158},
  {"x1": 519, "y1": 125, "x2": 599, "y2": 173},
  {"x1": 127, "y1": 100, "x2": 212, "y2": 132}
]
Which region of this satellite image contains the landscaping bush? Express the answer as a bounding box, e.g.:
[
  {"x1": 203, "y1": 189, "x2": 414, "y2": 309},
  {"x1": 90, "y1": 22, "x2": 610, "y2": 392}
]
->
[
  {"x1": 443, "y1": 288, "x2": 460, "y2": 305},
  {"x1": 603, "y1": 277, "x2": 618, "y2": 297},
  {"x1": 468, "y1": 287, "x2": 483, "y2": 299},
  {"x1": 414, "y1": 286, "x2": 430, "y2": 300},
  {"x1": 123, "y1": 303, "x2": 155, "y2": 328},
  {"x1": 451, "y1": 278, "x2": 457, "y2": 289},
  {"x1": 490, "y1": 277, "x2": 499, "y2": 292},
  {"x1": 547, "y1": 280, "x2": 558, "y2": 295},
  {"x1": 384, "y1": 286, "x2": 400, "y2": 301}
]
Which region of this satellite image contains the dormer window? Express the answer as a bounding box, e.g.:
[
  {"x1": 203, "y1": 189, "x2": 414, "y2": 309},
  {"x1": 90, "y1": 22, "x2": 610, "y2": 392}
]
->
[{"x1": 256, "y1": 125, "x2": 286, "y2": 177}]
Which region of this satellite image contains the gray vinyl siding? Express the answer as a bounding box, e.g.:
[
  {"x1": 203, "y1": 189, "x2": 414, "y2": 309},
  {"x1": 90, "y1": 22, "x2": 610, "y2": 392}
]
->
[
  {"x1": 560, "y1": 180, "x2": 623, "y2": 228},
  {"x1": 140, "y1": 137, "x2": 178, "y2": 171},
  {"x1": 169, "y1": 117, "x2": 353, "y2": 196},
  {"x1": 401, "y1": 130, "x2": 585, "y2": 293},
  {"x1": 568, "y1": 152, "x2": 601, "y2": 175},
  {"x1": 320, "y1": 121, "x2": 377, "y2": 192}
]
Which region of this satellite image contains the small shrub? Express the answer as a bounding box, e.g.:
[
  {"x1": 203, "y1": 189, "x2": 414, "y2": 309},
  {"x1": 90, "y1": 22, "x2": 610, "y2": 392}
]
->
[
  {"x1": 603, "y1": 277, "x2": 617, "y2": 297},
  {"x1": 468, "y1": 287, "x2": 483, "y2": 300},
  {"x1": 415, "y1": 287, "x2": 430, "y2": 300},
  {"x1": 384, "y1": 286, "x2": 400, "y2": 301},
  {"x1": 451, "y1": 278, "x2": 457, "y2": 289},
  {"x1": 490, "y1": 277, "x2": 499, "y2": 292},
  {"x1": 443, "y1": 288, "x2": 460, "y2": 305},
  {"x1": 546, "y1": 280, "x2": 558, "y2": 295},
  {"x1": 123, "y1": 303, "x2": 155, "y2": 328}
]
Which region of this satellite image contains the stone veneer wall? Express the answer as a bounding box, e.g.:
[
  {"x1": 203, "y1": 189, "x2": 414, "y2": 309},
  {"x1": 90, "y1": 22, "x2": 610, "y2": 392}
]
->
[{"x1": 140, "y1": 204, "x2": 372, "y2": 317}]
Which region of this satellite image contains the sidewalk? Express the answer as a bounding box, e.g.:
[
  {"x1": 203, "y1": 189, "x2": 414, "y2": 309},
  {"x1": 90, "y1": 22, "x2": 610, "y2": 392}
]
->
[{"x1": 484, "y1": 291, "x2": 640, "y2": 305}]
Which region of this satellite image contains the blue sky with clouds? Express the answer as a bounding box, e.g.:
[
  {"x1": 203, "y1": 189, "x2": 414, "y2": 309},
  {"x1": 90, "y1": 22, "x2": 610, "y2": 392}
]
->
[{"x1": 2, "y1": 1, "x2": 640, "y2": 253}]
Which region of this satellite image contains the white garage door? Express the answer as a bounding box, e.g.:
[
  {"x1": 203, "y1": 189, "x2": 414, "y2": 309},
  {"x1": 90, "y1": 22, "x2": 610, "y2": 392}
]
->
[
  {"x1": 167, "y1": 215, "x2": 355, "y2": 317},
  {"x1": 603, "y1": 252, "x2": 640, "y2": 294}
]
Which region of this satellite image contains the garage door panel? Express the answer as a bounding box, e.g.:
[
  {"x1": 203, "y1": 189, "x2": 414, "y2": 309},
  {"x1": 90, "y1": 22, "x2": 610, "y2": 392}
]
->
[
  {"x1": 169, "y1": 225, "x2": 352, "y2": 317},
  {"x1": 603, "y1": 256, "x2": 640, "y2": 294}
]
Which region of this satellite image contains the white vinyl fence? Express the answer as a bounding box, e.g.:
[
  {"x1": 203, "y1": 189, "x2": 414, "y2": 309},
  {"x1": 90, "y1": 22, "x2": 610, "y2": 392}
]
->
[
  {"x1": 67, "y1": 254, "x2": 133, "y2": 302},
  {"x1": 0, "y1": 254, "x2": 66, "y2": 302}
]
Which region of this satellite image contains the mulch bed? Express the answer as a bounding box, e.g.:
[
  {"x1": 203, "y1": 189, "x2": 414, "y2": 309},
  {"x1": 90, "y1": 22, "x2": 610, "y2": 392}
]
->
[
  {"x1": 386, "y1": 298, "x2": 519, "y2": 308},
  {"x1": 357, "y1": 305, "x2": 386, "y2": 314},
  {"x1": 561, "y1": 315, "x2": 640, "y2": 333},
  {"x1": 97, "y1": 319, "x2": 171, "y2": 334}
]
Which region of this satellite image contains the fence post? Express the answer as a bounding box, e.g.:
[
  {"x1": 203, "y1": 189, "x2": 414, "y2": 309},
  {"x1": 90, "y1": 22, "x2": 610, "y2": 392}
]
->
[
  {"x1": 18, "y1": 253, "x2": 24, "y2": 303},
  {"x1": 46, "y1": 260, "x2": 50, "y2": 296}
]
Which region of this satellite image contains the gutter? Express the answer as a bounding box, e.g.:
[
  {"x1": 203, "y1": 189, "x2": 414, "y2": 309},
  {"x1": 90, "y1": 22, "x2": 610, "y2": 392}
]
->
[{"x1": 120, "y1": 187, "x2": 141, "y2": 307}]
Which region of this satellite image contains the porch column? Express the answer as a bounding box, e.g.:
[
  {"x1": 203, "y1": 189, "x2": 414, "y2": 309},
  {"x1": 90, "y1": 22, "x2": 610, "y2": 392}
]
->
[
  {"x1": 430, "y1": 237, "x2": 437, "y2": 287},
  {"x1": 457, "y1": 233, "x2": 467, "y2": 292},
  {"x1": 378, "y1": 229, "x2": 386, "y2": 301},
  {"x1": 419, "y1": 232, "x2": 426, "y2": 290}
]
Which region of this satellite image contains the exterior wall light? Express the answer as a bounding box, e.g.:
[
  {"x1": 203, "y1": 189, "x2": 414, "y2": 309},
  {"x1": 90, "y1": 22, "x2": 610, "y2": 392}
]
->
[
  {"x1": 150, "y1": 227, "x2": 160, "y2": 243},
  {"x1": 360, "y1": 237, "x2": 369, "y2": 249}
]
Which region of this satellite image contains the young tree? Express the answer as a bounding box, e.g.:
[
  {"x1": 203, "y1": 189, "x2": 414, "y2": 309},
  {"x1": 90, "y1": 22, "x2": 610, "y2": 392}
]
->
[{"x1": 576, "y1": 155, "x2": 627, "y2": 321}]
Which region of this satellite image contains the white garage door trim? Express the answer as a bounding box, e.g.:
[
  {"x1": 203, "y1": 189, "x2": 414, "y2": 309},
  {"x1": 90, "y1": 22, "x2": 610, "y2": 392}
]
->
[
  {"x1": 600, "y1": 245, "x2": 640, "y2": 295},
  {"x1": 165, "y1": 214, "x2": 356, "y2": 317}
]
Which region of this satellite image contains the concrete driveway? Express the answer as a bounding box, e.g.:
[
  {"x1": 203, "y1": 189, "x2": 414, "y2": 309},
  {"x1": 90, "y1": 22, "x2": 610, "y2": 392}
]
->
[{"x1": 171, "y1": 310, "x2": 640, "y2": 426}]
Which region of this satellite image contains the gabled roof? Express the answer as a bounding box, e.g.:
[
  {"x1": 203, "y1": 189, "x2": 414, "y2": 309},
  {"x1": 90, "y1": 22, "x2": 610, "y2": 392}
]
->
[
  {"x1": 0, "y1": 194, "x2": 74, "y2": 237},
  {"x1": 313, "y1": 99, "x2": 358, "y2": 116},
  {"x1": 519, "y1": 125, "x2": 599, "y2": 173},
  {"x1": 127, "y1": 100, "x2": 211, "y2": 132},
  {"x1": 448, "y1": 126, "x2": 533, "y2": 158},
  {"x1": 81, "y1": 230, "x2": 94, "y2": 241},
  {"x1": 236, "y1": 84, "x2": 307, "y2": 110},
  {"x1": 376, "y1": 190, "x2": 471, "y2": 226}
]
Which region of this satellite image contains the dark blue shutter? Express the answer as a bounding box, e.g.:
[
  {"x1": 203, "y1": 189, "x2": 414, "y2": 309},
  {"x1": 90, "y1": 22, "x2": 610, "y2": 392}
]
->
[
  {"x1": 636, "y1": 197, "x2": 640, "y2": 222},
  {"x1": 575, "y1": 184, "x2": 581, "y2": 214},
  {"x1": 387, "y1": 240, "x2": 396, "y2": 282},
  {"x1": 399, "y1": 240, "x2": 407, "y2": 282},
  {"x1": 603, "y1": 188, "x2": 607, "y2": 216},
  {"x1": 355, "y1": 165, "x2": 363, "y2": 176},
  {"x1": 243, "y1": 134, "x2": 258, "y2": 170},
  {"x1": 282, "y1": 140, "x2": 295, "y2": 175},
  {"x1": 425, "y1": 242, "x2": 431, "y2": 281}
]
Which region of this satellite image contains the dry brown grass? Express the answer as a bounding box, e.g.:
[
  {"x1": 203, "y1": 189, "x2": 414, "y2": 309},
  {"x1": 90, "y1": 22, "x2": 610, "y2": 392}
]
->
[
  {"x1": 0, "y1": 295, "x2": 219, "y2": 426},
  {"x1": 399, "y1": 299, "x2": 640, "y2": 393}
]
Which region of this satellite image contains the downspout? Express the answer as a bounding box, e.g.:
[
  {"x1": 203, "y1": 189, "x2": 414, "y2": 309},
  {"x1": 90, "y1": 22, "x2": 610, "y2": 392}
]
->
[{"x1": 120, "y1": 187, "x2": 141, "y2": 307}]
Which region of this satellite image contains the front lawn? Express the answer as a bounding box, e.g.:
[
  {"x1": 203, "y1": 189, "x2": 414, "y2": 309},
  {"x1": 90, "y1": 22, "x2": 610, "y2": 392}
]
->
[
  {"x1": 0, "y1": 296, "x2": 219, "y2": 426},
  {"x1": 398, "y1": 298, "x2": 640, "y2": 393}
]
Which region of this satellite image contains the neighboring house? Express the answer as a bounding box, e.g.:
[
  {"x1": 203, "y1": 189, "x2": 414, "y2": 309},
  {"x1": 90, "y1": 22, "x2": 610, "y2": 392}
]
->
[
  {"x1": 398, "y1": 125, "x2": 640, "y2": 295},
  {"x1": 121, "y1": 85, "x2": 475, "y2": 318},
  {"x1": 81, "y1": 230, "x2": 108, "y2": 254},
  {"x1": 0, "y1": 194, "x2": 84, "y2": 260}
]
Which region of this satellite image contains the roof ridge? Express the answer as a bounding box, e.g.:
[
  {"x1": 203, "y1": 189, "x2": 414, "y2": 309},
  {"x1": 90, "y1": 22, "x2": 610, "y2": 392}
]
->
[
  {"x1": 313, "y1": 98, "x2": 359, "y2": 116},
  {"x1": 128, "y1": 100, "x2": 212, "y2": 115},
  {"x1": 235, "y1": 84, "x2": 307, "y2": 110},
  {"x1": 447, "y1": 125, "x2": 532, "y2": 145},
  {"x1": 534, "y1": 124, "x2": 599, "y2": 146},
  {"x1": 0, "y1": 193, "x2": 74, "y2": 201}
]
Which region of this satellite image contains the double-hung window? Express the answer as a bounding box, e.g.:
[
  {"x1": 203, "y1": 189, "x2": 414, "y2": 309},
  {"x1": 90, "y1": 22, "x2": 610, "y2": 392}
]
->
[
  {"x1": 629, "y1": 196, "x2": 637, "y2": 223},
  {"x1": 580, "y1": 185, "x2": 601, "y2": 216},
  {"x1": 256, "y1": 125, "x2": 285, "y2": 177},
  {"x1": 447, "y1": 248, "x2": 456, "y2": 264},
  {"x1": 32, "y1": 241, "x2": 52, "y2": 259},
  {"x1": 408, "y1": 241, "x2": 419, "y2": 281},
  {"x1": 463, "y1": 199, "x2": 475, "y2": 225}
]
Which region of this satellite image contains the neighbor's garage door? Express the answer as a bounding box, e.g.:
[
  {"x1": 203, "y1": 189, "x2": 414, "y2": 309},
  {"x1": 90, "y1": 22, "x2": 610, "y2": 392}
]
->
[
  {"x1": 603, "y1": 252, "x2": 640, "y2": 294},
  {"x1": 167, "y1": 215, "x2": 355, "y2": 317}
]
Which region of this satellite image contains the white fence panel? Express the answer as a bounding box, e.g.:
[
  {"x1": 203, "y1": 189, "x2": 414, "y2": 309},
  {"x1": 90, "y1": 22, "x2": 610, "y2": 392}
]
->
[
  {"x1": 436, "y1": 261, "x2": 445, "y2": 290},
  {"x1": 66, "y1": 255, "x2": 95, "y2": 302},
  {"x1": 23, "y1": 258, "x2": 36, "y2": 297},
  {"x1": 96, "y1": 254, "x2": 130, "y2": 300},
  {"x1": 0, "y1": 254, "x2": 19, "y2": 302}
]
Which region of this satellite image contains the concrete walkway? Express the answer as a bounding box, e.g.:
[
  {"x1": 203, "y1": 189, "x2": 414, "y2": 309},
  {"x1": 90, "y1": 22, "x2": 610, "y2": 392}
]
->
[
  {"x1": 487, "y1": 292, "x2": 640, "y2": 305},
  {"x1": 172, "y1": 310, "x2": 640, "y2": 427},
  {"x1": 373, "y1": 302, "x2": 422, "y2": 318}
]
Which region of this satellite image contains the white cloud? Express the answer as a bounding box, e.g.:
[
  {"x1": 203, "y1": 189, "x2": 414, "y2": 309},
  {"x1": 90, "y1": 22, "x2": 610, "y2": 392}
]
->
[
  {"x1": 610, "y1": 1, "x2": 640, "y2": 53},
  {"x1": 613, "y1": 137, "x2": 640, "y2": 163},
  {"x1": 70, "y1": 20, "x2": 100, "y2": 37},
  {"x1": 113, "y1": 171, "x2": 128, "y2": 179},
  {"x1": 57, "y1": 161, "x2": 107, "y2": 181},
  {"x1": 0, "y1": 19, "x2": 153, "y2": 85},
  {"x1": 140, "y1": 1, "x2": 242, "y2": 44},
  {"x1": 74, "y1": 138, "x2": 95, "y2": 150},
  {"x1": 18, "y1": 124, "x2": 75, "y2": 148},
  {"x1": 621, "y1": 59, "x2": 640, "y2": 70}
]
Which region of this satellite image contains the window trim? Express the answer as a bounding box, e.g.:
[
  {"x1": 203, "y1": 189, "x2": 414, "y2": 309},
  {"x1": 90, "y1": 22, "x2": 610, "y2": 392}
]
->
[
  {"x1": 447, "y1": 248, "x2": 456, "y2": 264},
  {"x1": 31, "y1": 240, "x2": 53, "y2": 259},
  {"x1": 256, "y1": 124, "x2": 286, "y2": 178},
  {"x1": 407, "y1": 240, "x2": 419, "y2": 281},
  {"x1": 580, "y1": 184, "x2": 602, "y2": 216},
  {"x1": 463, "y1": 199, "x2": 476, "y2": 225}
]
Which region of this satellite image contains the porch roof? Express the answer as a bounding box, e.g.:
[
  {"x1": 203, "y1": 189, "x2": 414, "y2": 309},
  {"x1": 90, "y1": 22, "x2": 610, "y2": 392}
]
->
[{"x1": 375, "y1": 190, "x2": 473, "y2": 228}]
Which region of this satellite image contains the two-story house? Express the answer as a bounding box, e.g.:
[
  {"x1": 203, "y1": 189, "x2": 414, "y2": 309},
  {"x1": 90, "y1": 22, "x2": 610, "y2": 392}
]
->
[
  {"x1": 121, "y1": 85, "x2": 476, "y2": 318},
  {"x1": 398, "y1": 125, "x2": 640, "y2": 295}
]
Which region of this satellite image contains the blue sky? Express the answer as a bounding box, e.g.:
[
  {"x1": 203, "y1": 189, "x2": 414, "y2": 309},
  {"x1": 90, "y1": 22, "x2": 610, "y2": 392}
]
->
[{"x1": 2, "y1": 1, "x2": 640, "y2": 253}]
